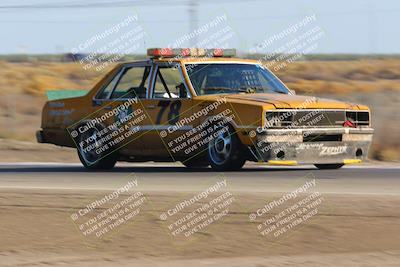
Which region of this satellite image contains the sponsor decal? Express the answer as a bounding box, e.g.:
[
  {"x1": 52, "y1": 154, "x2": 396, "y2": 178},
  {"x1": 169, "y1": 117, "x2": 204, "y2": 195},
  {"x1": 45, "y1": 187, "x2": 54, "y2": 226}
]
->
[
  {"x1": 49, "y1": 109, "x2": 75, "y2": 117},
  {"x1": 48, "y1": 102, "x2": 65, "y2": 108},
  {"x1": 295, "y1": 143, "x2": 324, "y2": 150},
  {"x1": 319, "y1": 145, "x2": 347, "y2": 156},
  {"x1": 296, "y1": 143, "x2": 348, "y2": 156}
]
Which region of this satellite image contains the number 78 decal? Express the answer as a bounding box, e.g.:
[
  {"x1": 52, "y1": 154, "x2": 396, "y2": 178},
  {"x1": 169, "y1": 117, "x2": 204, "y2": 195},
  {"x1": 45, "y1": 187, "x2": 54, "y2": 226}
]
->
[{"x1": 155, "y1": 101, "x2": 182, "y2": 125}]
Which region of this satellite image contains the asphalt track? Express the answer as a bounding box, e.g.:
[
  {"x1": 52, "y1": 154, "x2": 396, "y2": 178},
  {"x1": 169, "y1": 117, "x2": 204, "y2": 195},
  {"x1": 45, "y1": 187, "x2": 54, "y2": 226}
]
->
[
  {"x1": 1, "y1": 162, "x2": 400, "y2": 266},
  {"x1": 0, "y1": 162, "x2": 399, "y2": 194}
]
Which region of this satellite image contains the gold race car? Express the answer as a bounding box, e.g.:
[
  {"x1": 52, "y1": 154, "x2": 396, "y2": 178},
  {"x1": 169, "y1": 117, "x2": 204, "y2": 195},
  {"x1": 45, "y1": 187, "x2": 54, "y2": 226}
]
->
[{"x1": 37, "y1": 48, "x2": 373, "y2": 171}]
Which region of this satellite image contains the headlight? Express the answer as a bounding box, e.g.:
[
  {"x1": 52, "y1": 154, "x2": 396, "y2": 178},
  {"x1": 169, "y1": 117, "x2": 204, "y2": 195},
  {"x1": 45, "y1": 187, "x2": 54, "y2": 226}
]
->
[
  {"x1": 345, "y1": 111, "x2": 370, "y2": 126},
  {"x1": 265, "y1": 111, "x2": 293, "y2": 128},
  {"x1": 265, "y1": 112, "x2": 282, "y2": 127}
]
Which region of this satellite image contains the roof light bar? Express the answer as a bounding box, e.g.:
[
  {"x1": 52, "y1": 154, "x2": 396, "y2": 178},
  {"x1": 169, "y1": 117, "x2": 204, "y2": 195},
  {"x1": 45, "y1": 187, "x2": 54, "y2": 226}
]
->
[{"x1": 147, "y1": 48, "x2": 236, "y2": 58}]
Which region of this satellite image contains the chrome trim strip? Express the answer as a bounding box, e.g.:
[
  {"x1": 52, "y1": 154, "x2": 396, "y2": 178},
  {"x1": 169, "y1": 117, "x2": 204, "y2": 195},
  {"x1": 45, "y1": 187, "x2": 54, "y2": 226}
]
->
[
  {"x1": 258, "y1": 127, "x2": 374, "y2": 136},
  {"x1": 265, "y1": 109, "x2": 369, "y2": 112},
  {"x1": 137, "y1": 125, "x2": 193, "y2": 131}
]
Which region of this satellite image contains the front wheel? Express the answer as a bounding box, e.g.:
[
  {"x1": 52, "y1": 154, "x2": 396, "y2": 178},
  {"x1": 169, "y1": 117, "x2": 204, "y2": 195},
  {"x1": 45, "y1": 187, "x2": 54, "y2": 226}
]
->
[
  {"x1": 207, "y1": 125, "x2": 246, "y2": 171},
  {"x1": 314, "y1": 164, "x2": 344, "y2": 170}
]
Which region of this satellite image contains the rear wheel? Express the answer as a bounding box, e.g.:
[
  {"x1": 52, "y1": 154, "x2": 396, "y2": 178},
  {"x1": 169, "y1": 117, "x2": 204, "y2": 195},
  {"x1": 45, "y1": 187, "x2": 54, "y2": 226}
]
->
[
  {"x1": 314, "y1": 164, "x2": 344, "y2": 170},
  {"x1": 207, "y1": 124, "x2": 246, "y2": 171},
  {"x1": 76, "y1": 125, "x2": 117, "y2": 170}
]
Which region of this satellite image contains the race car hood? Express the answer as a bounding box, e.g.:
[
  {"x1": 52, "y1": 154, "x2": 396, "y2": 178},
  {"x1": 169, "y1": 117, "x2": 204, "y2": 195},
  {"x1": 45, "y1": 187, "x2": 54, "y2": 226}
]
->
[{"x1": 224, "y1": 93, "x2": 364, "y2": 110}]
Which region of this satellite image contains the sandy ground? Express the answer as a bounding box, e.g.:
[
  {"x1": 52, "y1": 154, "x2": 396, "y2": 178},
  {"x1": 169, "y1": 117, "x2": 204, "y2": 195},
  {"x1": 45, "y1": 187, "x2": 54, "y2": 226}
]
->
[
  {"x1": 0, "y1": 139, "x2": 77, "y2": 163},
  {"x1": 0, "y1": 188, "x2": 399, "y2": 266}
]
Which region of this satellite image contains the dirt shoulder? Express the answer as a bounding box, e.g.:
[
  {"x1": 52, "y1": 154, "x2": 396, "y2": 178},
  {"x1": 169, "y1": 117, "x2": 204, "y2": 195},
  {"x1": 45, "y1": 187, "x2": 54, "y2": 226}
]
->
[
  {"x1": 0, "y1": 139, "x2": 77, "y2": 163},
  {"x1": 0, "y1": 189, "x2": 399, "y2": 266}
]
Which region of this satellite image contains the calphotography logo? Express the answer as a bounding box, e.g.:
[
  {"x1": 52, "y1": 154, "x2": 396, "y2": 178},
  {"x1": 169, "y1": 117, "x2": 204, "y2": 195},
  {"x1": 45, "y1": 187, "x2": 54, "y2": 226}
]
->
[
  {"x1": 116, "y1": 106, "x2": 133, "y2": 123},
  {"x1": 249, "y1": 175, "x2": 325, "y2": 241},
  {"x1": 249, "y1": 14, "x2": 325, "y2": 73},
  {"x1": 71, "y1": 14, "x2": 147, "y2": 72},
  {"x1": 70, "y1": 177, "x2": 146, "y2": 244},
  {"x1": 158, "y1": 176, "x2": 235, "y2": 242}
]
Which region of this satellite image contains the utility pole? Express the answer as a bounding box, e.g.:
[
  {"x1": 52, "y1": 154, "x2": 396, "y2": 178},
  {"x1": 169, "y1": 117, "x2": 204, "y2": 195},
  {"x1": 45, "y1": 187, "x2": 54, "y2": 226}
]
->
[{"x1": 188, "y1": 0, "x2": 198, "y2": 47}]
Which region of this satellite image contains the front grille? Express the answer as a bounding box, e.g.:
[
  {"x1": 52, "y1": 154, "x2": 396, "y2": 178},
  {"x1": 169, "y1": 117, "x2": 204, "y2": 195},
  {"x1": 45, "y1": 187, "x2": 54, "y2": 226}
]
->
[
  {"x1": 293, "y1": 110, "x2": 344, "y2": 127},
  {"x1": 265, "y1": 110, "x2": 370, "y2": 128},
  {"x1": 303, "y1": 134, "x2": 342, "y2": 142}
]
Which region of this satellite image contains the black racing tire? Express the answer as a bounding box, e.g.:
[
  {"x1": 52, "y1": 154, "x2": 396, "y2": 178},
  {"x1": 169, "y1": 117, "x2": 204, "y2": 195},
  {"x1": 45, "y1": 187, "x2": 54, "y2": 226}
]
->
[
  {"x1": 77, "y1": 150, "x2": 117, "y2": 170},
  {"x1": 76, "y1": 124, "x2": 117, "y2": 171},
  {"x1": 314, "y1": 164, "x2": 344, "y2": 170},
  {"x1": 207, "y1": 124, "x2": 246, "y2": 171}
]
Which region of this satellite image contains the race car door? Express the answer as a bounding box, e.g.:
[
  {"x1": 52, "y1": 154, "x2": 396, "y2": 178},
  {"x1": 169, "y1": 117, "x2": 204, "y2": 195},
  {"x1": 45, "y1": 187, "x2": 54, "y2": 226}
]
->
[
  {"x1": 140, "y1": 63, "x2": 194, "y2": 159},
  {"x1": 89, "y1": 62, "x2": 151, "y2": 155}
]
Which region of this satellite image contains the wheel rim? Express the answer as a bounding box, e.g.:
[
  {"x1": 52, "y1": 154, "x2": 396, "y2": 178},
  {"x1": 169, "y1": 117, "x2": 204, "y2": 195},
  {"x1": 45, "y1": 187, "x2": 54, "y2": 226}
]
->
[
  {"x1": 208, "y1": 126, "x2": 232, "y2": 165},
  {"x1": 78, "y1": 127, "x2": 102, "y2": 164}
]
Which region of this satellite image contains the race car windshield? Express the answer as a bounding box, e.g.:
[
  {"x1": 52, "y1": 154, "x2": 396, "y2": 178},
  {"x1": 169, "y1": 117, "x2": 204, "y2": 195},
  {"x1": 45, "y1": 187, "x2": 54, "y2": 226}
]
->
[{"x1": 185, "y1": 63, "x2": 289, "y2": 95}]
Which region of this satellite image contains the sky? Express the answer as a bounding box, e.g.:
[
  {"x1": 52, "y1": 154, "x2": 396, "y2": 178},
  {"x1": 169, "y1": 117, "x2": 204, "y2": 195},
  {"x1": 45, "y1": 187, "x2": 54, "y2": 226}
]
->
[{"x1": 0, "y1": 0, "x2": 399, "y2": 54}]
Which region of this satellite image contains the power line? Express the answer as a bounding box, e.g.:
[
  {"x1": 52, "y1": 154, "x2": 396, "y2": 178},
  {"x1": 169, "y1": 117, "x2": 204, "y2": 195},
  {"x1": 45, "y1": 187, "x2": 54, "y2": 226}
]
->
[
  {"x1": 0, "y1": 8, "x2": 399, "y2": 23},
  {"x1": 0, "y1": 0, "x2": 262, "y2": 9},
  {"x1": 188, "y1": 0, "x2": 198, "y2": 46},
  {"x1": 0, "y1": 0, "x2": 182, "y2": 9}
]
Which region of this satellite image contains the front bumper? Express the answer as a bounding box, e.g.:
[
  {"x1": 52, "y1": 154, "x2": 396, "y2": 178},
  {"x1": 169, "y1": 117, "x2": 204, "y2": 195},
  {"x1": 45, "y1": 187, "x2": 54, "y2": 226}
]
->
[{"x1": 253, "y1": 127, "x2": 373, "y2": 165}]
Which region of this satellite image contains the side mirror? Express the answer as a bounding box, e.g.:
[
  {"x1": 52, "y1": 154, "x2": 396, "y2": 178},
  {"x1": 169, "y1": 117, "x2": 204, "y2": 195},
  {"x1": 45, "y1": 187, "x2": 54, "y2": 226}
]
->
[
  {"x1": 289, "y1": 89, "x2": 296, "y2": 95},
  {"x1": 176, "y1": 83, "x2": 188, "y2": 98},
  {"x1": 92, "y1": 99, "x2": 103, "y2": 106}
]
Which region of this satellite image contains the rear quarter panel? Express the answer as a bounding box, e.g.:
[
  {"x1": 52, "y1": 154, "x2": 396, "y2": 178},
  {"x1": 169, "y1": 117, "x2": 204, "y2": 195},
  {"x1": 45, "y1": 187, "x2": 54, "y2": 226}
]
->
[
  {"x1": 41, "y1": 95, "x2": 91, "y2": 147},
  {"x1": 40, "y1": 64, "x2": 122, "y2": 147}
]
